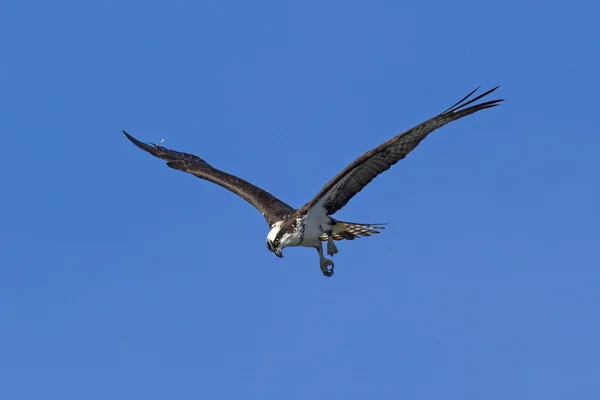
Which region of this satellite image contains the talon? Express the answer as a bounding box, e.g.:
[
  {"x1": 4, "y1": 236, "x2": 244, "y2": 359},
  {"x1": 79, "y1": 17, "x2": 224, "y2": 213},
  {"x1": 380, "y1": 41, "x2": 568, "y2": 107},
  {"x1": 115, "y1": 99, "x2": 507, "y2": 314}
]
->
[
  {"x1": 316, "y1": 244, "x2": 336, "y2": 277},
  {"x1": 326, "y1": 237, "x2": 339, "y2": 257},
  {"x1": 321, "y1": 260, "x2": 334, "y2": 277}
]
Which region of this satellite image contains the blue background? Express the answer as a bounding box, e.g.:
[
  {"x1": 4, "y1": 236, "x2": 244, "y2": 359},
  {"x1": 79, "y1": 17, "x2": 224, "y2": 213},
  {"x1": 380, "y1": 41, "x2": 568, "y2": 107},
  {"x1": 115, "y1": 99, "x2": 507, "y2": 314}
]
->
[{"x1": 2, "y1": 0, "x2": 599, "y2": 399}]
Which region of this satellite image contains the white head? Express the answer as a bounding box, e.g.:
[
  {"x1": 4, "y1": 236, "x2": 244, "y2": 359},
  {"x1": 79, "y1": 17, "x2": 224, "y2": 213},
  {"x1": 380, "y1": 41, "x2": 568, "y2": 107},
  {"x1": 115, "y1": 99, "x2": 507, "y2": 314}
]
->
[{"x1": 266, "y1": 219, "x2": 302, "y2": 258}]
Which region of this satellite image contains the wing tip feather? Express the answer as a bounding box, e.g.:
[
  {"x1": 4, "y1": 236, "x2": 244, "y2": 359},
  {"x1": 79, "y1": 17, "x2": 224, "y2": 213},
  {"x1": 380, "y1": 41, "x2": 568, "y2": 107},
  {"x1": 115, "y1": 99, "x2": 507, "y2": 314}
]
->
[
  {"x1": 122, "y1": 130, "x2": 159, "y2": 154},
  {"x1": 446, "y1": 85, "x2": 504, "y2": 115}
]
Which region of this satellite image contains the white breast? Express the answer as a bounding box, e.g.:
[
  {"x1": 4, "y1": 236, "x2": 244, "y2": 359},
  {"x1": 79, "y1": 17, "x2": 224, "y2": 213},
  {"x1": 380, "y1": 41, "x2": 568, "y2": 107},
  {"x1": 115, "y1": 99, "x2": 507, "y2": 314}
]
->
[{"x1": 300, "y1": 205, "x2": 331, "y2": 246}]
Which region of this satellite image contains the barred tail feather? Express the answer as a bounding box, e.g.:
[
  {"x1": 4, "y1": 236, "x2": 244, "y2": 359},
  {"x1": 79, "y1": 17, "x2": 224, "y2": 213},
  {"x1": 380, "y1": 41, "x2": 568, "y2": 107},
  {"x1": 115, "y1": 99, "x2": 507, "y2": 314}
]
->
[{"x1": 319, "y1": 219, "x2": 387, "y2": 241}]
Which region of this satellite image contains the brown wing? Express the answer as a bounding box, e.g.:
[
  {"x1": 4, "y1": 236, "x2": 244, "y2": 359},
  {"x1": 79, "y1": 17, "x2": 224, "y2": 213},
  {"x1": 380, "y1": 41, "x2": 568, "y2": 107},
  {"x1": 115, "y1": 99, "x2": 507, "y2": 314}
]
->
[
  {"x1": 123, "y1": 131, "x2": 294, "y2": 226},
  {"x1": 300, "y1": 86, "x2": 503, "y2": 216}
]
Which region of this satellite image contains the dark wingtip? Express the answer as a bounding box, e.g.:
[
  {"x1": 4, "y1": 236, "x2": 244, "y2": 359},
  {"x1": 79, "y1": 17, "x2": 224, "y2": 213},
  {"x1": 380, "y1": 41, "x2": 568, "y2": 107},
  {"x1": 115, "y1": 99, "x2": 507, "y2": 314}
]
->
[
  {"x1": 122, "y1": 130, "x2": 157, "y2": 154},
  {"x1": 123, "y1": 129, "x2": 139, "y2": 145},
  {"x1": 122, "y1": 130, "x2": 141, "y2": 145},
  {"x1": 122, "y1": 130, "x2": 207, "y2": 166},
  {"x1": 445, "y1": 85, "x2": 504, "y2": 115},
  {"x1": 122, "y1": 130, "x2": 135, "y2": 141}
]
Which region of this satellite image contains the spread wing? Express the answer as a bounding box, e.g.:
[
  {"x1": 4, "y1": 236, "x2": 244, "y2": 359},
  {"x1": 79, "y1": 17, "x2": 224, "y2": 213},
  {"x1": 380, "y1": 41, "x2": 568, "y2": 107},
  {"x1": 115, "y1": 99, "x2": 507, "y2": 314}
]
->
[
  {"x1": 123, "y1": 131, "x2": 294, "y2": 226},
  {"x1": 300, "y1": 86, "x2": 503, "y2": 216}
]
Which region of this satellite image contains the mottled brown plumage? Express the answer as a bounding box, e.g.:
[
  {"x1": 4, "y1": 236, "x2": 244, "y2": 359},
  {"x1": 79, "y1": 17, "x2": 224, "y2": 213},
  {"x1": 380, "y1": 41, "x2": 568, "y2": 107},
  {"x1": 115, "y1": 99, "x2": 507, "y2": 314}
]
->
[
  {"x1": 123, "y1": 131, "x2": 294, "y2": 226},
  {"x1": 123, "y1": 86, "x2": 503, "y2": 277},
  {"x1": 299, "y1": 86, "x2": 503, "y2": 217}
]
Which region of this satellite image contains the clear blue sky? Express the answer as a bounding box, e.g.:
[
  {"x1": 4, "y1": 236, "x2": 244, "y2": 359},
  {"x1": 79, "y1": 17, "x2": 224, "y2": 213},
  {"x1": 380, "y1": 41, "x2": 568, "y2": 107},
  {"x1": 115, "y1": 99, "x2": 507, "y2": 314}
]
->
[{"x1": 1, "y1": 0, "x2": 599, "y2": 399}]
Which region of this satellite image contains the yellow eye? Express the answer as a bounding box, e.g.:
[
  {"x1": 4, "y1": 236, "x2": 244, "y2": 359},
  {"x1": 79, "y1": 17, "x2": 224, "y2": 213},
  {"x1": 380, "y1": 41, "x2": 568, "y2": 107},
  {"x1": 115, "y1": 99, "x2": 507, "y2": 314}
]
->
[{"x1": 273, "y1": 239, "x2": 280, "y2": 247}]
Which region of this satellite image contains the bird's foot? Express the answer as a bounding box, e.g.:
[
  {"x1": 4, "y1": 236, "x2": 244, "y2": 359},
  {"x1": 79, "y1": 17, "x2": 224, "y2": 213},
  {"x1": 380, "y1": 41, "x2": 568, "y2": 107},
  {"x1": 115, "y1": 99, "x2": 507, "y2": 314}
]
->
[
  {"x1": 320, "y1": 258, "x2": 335, "y2": 277},
  {"x1": 327, "y1": 238, "x2": 338, "y2": 256}
]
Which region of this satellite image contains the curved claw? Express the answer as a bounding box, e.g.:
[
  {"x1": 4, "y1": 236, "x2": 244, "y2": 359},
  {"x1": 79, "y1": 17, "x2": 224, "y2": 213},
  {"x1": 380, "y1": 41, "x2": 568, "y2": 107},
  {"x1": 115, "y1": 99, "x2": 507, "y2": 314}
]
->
[{"x1": 321, "y1": 260, "x2": 335, "y2": 277}]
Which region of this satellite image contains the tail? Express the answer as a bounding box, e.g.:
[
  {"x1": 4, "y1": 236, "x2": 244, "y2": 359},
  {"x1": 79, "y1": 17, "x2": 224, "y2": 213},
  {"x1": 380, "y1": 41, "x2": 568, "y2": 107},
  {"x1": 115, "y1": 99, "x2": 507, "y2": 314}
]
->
[{"x1": 319, "y1": 219, "x2": 387, "y2": 241}]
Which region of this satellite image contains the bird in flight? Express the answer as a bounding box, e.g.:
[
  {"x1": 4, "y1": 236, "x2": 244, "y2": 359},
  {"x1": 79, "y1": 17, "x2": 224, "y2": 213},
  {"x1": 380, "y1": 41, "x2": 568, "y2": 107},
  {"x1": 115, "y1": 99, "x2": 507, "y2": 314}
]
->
[{"x1": 124, "y1": 86, "x2": 503, "y2": 277}]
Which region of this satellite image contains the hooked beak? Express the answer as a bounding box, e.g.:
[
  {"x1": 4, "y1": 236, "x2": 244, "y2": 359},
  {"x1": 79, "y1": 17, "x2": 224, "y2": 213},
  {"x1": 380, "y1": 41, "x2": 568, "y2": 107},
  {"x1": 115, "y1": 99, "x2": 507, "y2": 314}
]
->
[{"x1": 267, "y1": 240, "x2": 284, "y2": 258}]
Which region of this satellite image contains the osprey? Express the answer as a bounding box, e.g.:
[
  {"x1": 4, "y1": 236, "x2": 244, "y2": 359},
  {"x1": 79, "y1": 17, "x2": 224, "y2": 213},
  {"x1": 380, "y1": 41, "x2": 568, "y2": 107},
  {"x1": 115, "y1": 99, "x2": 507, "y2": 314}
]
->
[{"x1": 124, "y1": 86, "x2": 503, "y2": 277}]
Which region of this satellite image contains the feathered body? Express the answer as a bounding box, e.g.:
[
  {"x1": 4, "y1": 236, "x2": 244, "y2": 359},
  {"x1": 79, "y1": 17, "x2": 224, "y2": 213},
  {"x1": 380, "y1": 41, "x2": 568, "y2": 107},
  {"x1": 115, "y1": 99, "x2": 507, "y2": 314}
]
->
[{"x1": 124, "y1": 86, "x2": 503, "y2": 277}]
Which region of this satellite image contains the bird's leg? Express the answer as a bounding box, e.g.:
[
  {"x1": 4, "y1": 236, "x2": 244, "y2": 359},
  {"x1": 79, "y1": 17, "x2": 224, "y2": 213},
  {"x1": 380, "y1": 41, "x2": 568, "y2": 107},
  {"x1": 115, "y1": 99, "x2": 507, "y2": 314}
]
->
[
  {"x1": 315, "y1": 243, "x2": 334, "y2": 277},
  {"x1": 326, "y1": 232, "x2": 338, "y2": 257}
]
